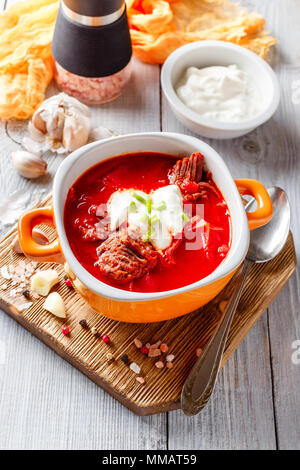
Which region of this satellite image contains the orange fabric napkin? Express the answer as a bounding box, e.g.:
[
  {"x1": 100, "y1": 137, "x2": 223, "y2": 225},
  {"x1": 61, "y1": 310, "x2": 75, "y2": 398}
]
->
[
  {"x1": 126, "y1": 0, "x2": 276, "y2": 64},
  {"x1": 0, "y1": 0, "x2": 58, "y2": 120}
]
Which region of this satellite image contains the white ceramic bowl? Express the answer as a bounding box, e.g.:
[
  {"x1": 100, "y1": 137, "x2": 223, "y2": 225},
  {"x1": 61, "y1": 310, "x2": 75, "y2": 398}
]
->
[{"x1": 161, "y1": 41, "x2": 280, "y2": 139}]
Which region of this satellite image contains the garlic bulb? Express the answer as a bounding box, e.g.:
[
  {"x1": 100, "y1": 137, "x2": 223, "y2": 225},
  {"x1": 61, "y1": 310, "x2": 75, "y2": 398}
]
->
[
  {"x1": 29, "y1": 93, "x2": 91, "y2": 153},
  {"x1": 11, "y1": 150, "x2": 47, "y2": 179}
]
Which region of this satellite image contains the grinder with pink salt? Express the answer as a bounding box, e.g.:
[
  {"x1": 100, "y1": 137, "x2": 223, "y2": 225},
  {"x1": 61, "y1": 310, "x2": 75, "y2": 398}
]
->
[{"x1": 52, "y1": 0, "x2": 132, "y2": 104}]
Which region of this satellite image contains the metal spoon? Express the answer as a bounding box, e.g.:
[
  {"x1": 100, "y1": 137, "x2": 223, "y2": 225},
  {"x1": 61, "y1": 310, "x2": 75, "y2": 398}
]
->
[{"x1": 181, "y1": 187, "x2": 290, "y2": 416}]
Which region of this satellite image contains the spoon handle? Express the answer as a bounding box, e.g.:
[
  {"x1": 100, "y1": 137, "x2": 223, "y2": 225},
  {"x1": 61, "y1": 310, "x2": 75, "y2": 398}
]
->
[{"x1": 181, "y1": 259, "x2": 252, "y2": 416}]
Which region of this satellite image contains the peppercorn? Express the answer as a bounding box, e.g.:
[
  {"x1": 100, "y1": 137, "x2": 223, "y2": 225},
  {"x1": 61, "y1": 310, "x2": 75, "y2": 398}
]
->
[
  {"x1": 62, "y1": 326, "x2": 69, "y2": 335},
  {"x1": 120, "y1": 354, "x2": 129, "y2": 364},
  {"x1": 91, "y1": 327, "x2": 99, "y2": 337},
  {"x1": 106, "y1": 353, "x2": 114, "y2": 364},
  {"x1": 22, "y1": 289, "x2": 30, "y2": 299},
  {"x1": 102, "y1": 334, "x2": 110, "y2": 344},
  {"x1": 140, "y1": 346, "x2": 149, "y2": 355},
  {"x1": 79, "y1": 319, "x2": 88, "y2": 329},
  {"x1": 64, "y1": 278, "x2": 72, "y2": 288}
]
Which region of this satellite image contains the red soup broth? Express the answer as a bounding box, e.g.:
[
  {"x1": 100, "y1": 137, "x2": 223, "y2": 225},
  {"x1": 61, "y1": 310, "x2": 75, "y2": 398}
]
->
[{"x1": 64, "y1": 153, "x2": 231, "y2": 293}]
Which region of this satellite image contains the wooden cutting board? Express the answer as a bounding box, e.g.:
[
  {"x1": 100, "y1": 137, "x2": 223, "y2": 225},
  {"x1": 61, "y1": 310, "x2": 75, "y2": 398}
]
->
[{"x1": 0, "y1": 194, "x2": 296, "y2": 415}]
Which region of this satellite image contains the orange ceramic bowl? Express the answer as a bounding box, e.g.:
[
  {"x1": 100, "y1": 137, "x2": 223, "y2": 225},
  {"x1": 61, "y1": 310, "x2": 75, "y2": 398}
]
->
[{"x1": 18, "y1": 133, "x2": 272, "y2": 323}]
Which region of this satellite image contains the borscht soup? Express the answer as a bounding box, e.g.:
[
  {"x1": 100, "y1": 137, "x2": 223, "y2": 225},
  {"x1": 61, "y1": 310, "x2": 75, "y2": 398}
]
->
[{"x1": 64, "y1": 152, "x2": 231, "y2": 293}]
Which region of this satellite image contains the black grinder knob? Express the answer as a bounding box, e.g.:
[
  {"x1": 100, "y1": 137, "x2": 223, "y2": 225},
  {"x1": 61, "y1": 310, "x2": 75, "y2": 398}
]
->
[
  {"x1": 63, "y1": 0, "x2": 125, "y2": 17},
  {"x1": 52, "y1": 0, "x2": 132, "y2": 78}
]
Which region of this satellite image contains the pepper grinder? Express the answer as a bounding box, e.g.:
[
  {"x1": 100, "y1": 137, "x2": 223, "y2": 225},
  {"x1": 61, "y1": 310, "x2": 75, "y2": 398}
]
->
[{"x1": 52, "y1": 0, "x2": 132, "y2": 104}]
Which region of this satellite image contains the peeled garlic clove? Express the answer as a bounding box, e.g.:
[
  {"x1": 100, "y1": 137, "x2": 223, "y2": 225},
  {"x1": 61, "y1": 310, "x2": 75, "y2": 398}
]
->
[
  {"x1": 31, "y1": 269, "x2": 59, "y2": 296},
  {"x1": 43, "y1": 292, "x2": 66, "y2": 318},
  {"x1": 28, "y1": 120, "x2": 45, "y2": 142},
  {"x1": 11, "y1": 150, "x2": 47, "y2": 179},
  {"x1": 31, "y1": 109, "x2": 47, "y2": 134},
  {"x1": 11, "y1": 228, "x2": 49, "y2": 254},
  {"x1": 46, "y1": 106, "x2": 65, "y2": 141},
  {"x1": 62, "y1": 114, "x2": 90, "y2": 151}
]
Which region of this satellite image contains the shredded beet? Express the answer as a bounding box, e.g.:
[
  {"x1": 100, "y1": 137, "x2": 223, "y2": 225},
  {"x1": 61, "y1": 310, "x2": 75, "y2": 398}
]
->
[{"x1": 96, "y1": 229, "x2": 158, "y2": 282}]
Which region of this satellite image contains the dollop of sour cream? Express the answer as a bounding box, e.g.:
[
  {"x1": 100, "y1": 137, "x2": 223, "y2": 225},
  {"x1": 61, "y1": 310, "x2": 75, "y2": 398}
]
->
[
  {"x1": 176, "y1": 64, "x2": 261, "y2": 123},
  {"x1": 108, "y1": 185, "x2": 184, "y2": 250}
]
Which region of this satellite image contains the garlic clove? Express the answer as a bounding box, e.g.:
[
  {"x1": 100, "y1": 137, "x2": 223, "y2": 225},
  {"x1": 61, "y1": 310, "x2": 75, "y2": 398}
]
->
[
  {"x1": 11, "y1": 228, "x2": 49, "y2": 254},
  {"x1": 31, "y1": 109, "x2": 47, "y2": 134},
  {"x1": 31, "y1": 269, "x2": 59, "y2": 296},
  {"x1": 28, "y1": 120, "x2": 45, "y2": 142},
  {"x1": 62, "y1": 114, "x2": 90, "y2": 152},
  {"x1": 43, "y1": 292, "x2": 66, "y2": 318},
  {"x1": 45, "y1": 106, "x2": 65, "y2": 141},
  {"x1": 11, "y1": 150, "x2": 47, "y2": 179}
]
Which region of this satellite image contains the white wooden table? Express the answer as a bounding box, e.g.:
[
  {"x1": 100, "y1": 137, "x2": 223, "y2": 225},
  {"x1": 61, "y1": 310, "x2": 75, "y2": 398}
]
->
[{"x1": 0, "y1": 0, "x2": 299, "y2": 450}]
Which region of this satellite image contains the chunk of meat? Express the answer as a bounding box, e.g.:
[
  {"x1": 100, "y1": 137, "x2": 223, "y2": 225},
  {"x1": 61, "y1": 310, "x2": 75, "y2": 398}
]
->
[
  {"x1": 169, "y1": 152, "x2": 204, "y2": 187},
  {"x1": 96, "y1": 229, "x2": 158, "y2": 282}
]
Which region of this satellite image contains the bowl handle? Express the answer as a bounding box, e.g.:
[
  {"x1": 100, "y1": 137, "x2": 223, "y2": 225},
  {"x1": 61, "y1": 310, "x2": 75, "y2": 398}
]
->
[
  {"x1": 235, "y1": 179, "x2": 273, "y2": 231},
  {"x1": 18, "y1": 206, "x2": 64, "y2": 263}
]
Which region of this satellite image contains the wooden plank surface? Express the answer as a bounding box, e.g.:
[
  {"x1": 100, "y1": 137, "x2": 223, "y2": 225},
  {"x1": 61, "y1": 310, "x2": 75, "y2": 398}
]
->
[{"x1": 0, "y1": 0, "x2": 299, "y2": 450}]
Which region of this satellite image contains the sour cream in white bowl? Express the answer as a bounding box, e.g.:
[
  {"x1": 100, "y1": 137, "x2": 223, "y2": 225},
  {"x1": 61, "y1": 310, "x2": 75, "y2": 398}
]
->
[{"x1": 161, "y1": 41, "x2": 280, "y2": 139}]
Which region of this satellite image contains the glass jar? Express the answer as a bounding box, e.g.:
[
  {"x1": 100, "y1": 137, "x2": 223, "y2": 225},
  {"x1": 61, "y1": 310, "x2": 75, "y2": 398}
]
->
[{"x1": 54, "y1": 59, "x2": 132, "y2": 104}]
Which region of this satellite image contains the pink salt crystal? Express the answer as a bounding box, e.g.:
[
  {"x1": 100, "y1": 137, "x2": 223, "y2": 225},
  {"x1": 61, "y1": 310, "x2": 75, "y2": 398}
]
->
[
  {"x1": 18, "y1": 302, "x2": 33, "y2": 311},
  {"x1": 16, "y1": 266, "x2": 26, "y2": 276},
  {"x1": 146, "y1": 343, "x2": 151, "y2": 349},
  {"x1": 166, "y1": 354, "x2": 174, "y2": 362},
  {"x1": 148, "y1": 348, "x2": 161, "y2": 358},
  {"x1": 155, "y1": 361, "x2": 164, "y2": 369},
  {"x1": 160, "y1": 343, "x2": 168, "y2": 353},
  {"x1": 166, "y1": 362, "x2": 173, "y2": 369},
  {"x1": 133, "y1": 338, "x2": 143, "y2": 349},
  {"x1": 136, "y1": 376, "x2": 145, "y2": 384},
  {"x1": 1, "y1": 266, "x2": 10, "y2": 279},
  {"x1": 196, "y1": 348, "x2": 203, "y2": 357},
  {"x1": 1, "y1": 283, "x2": 8, "y2": 290},
  {"x1": 130, "y1": 362, "x2": 141, "y2": 374}
]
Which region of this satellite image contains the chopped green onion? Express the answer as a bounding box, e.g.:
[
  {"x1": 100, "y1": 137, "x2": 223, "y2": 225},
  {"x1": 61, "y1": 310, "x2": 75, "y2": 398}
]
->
[
  {"x1": 129, "y1": 201, "x2": 137, "y2": 213},
  {"x1": 129, "y1": 190, "x2": 147, "y2": 205},
  {"x1": 153, "y1": 200, "x2": 167, "y2": 211},
  {"x1": 182, "y1": 212, "x2": 190, "y2": 223},
  {"x1": 149, "y1": 214, "x2": 159, "y2": 226},
  {"x1": 139, "y1": 213, "x2": 149, "y2": 224},
  {"x1": 146, "y1": 197, "x2": 152, "y2": 213}
]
